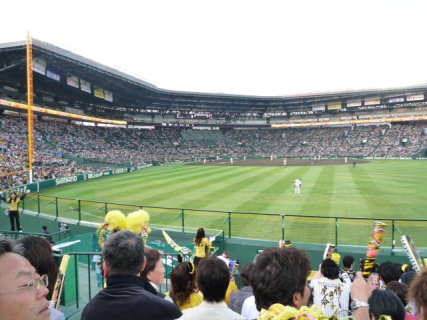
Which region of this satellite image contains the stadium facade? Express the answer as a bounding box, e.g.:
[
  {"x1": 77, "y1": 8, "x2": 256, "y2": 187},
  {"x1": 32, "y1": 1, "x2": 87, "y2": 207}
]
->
[{"x1": 1, "y1": 38, "x2": 427, "y2": 130}]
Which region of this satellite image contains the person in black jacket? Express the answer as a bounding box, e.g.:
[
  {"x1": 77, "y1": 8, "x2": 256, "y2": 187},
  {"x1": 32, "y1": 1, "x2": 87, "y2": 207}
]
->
[
  {"x1": 81, "y1": 230, "x2": 182, "y2": 320},
  {"x1": 0, "y1": 190, "x2": 29, "y2": 231}
]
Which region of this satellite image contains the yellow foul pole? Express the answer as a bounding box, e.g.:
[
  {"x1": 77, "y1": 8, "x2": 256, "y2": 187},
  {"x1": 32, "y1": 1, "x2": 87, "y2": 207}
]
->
[{"x1": 26, "y1": 32, "x2": 34, "y2": 183}]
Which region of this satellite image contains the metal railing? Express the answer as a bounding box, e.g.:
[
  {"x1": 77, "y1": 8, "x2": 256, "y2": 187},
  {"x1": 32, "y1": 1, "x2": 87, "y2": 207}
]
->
[
  {"x1": 58, "y1": 251, "x2": 181, "y2": 319},
  {"x1": 19, "y1": 194, "x2": 427, "y2": 249},
  {"x1": 0, "y1": 229, "x2": 72, "y2": 242}
]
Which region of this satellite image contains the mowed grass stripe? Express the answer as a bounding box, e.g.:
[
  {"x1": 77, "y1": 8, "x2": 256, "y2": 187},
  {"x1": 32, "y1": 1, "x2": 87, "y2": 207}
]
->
[
  {"x1": 103, "y1": 165, "x2": 226, "y2": 193},
  {"x1": 42, "y1": 165, "x2": 229, "y2": 204},
  {"x1": 298, "y1": 166, "x2": 335, "y2": 215},
  {"x1": 354, "y1": 164, "x2": 407, "y2": 218},
  {"x1": 361, "y1": 161, "x2": 427, "y2": 219},
  {"x1": 140, "y1": 166, "x2": 258, "y2": 207},
  {"x1": 336, "y1": 165, "x2": 371, "y2": 217},
  {"x1": 220, "y1": 167, "x2": 299, "y2": 213},
  {"x1": 255, "y1": 166, "x2": 312, "y2": 214},
  {"x1": 225, "y1": 167, "x2": 307, "y2": 234},
  {"x1": 176, "y1": 167, "x2": 283, "y2": 211},
  {"x1": 316, "y1": 164, "x2": 371, "y2": 217}
]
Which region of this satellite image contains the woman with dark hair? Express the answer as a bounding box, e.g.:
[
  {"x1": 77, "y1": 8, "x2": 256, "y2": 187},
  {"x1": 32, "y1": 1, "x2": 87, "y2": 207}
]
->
[
  {"x1": 167, "y1": 261, "x2": 203, "y2": 310},
  {"x1": 368, "y1": 289, "x2": 406, "y2": 320},
  {"x1": 140, "y1": 247, "x2": 173, "y2": 302},
  {"x1": 193, "y1": 228, "x2": 211, "y2": 267},
  {"x1": 0, "y1": 189, "x2": 29, "y2": 231},
  {"x1": 14, "y1": 235, "x2": 65, "y2": 320},
  {"x1": 386, "y1": 281, "x2": 417, "y2": 318}
]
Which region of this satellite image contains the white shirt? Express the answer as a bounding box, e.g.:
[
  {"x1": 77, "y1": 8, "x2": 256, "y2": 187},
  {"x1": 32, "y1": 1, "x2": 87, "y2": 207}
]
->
[
  {"x1": 183, "y1": 301, "x2": 245, "y2": 320},
  {"x1": 241, "y1": 295, "x2": 260, "y2": 320},
  {"x1": 309, "y1": 277, "x2": 351, "y2": 318},
  {"x1": 149, "y1": 281, "x2": 174, "y2": 303},
  {"x1": 50, "y1": 308, "x2": 65, "y2": 320},
  {"x1": 217, "y1": 255, "x2": 230, "y2": 268}
]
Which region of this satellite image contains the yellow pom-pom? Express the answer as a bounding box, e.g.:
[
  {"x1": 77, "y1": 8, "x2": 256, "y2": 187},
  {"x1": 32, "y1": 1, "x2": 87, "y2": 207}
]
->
[
  {"x1": 104, "y1": 210, "x2": 127, "y2": 232},
  {"x1": 126, "y1": 210, "x2": 144, "y2": 234},
  {"x1": 332, "y1": 253, "x2": 341, "y2": 265},
  {"x1": 259, "y1": 304, "x2": 330, "y2": 320}
]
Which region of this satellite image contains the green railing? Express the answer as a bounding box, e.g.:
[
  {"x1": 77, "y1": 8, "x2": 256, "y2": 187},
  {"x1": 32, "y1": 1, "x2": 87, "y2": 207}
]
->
[
  {"x1": 57, "y1": 250, "x2": 181, "y2": 319},
  {"x1": 20, "y1": 194, "x2": 427, "y2": 250},
  {"x1": 0, "y1": 229, "x2": 72, "y2": 242}
]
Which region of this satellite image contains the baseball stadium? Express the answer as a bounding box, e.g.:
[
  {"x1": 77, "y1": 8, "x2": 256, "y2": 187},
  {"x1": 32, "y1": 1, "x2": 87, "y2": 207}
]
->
[{"x1": 0, "y1": 38, "x2": 427, "y2": 319}]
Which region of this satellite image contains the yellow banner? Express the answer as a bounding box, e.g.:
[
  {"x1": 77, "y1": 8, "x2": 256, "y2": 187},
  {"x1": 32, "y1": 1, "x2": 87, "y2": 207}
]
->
[
  {"x1": 94, "y1": 87, "x2": 105, "y2": 99},
  {"x1": 328, "y1": 103, "x2": 342, "y2": 110},
  {"x1": 0, "y1": 99, "x2": 127, "y2": 125},
  {"x1": 271, "y1": 116, "x2": 427, "y2": 128}
]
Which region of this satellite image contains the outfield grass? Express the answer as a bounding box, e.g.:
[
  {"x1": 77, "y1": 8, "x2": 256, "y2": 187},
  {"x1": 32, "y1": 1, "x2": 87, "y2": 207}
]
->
[{"x1": 31, "y1": 160, "x2": 427, "y2": 245}]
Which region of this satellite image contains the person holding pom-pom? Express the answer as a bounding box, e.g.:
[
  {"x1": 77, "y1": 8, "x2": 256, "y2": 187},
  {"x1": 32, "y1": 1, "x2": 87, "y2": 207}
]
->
[
  {"x1": 127, "y1": 209, "x2": 151, "y2": 245},
  {"x1": 97, "y1": 210, "x2": 127, "y2": 248},
  {"x1": 0, "y1": 189, "x2": 29, "y2": 231}
]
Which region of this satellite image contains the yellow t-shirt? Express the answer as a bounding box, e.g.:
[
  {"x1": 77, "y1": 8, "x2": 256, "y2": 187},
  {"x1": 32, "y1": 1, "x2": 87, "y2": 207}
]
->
[
  {"x1": 166, "y1": 291, "x2": 204, "y2": 311},
  {"x1": 225, "y1": 281, "x2": 238, "y2": 305},
  {"x1": 194, "y1": 237, "x2": 211, "y2": 258},
  {"x1": 7, "y1": 197, "x2": 21, "y2": 211}
]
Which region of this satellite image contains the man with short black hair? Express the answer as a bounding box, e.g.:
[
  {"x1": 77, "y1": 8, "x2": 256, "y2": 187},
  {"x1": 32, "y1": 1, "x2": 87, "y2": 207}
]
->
[
  {"x1": 183, "y1": 255, "x2": 245, "y2": 320},
  {"x1": 41, "y1": 226, "x2": 53, "y2": 243},
  {"x1": 310, "y1": 259, "x2": 351, "y2": 317},
  {"x1": 81, "y1": 230, "x2": 182, "y2": 320},
  {"x1": 340, "y1": 255, "x2": 356, "y2": 282},
  {"x1": 377, "y1": 261, "x2": 402, "y2": 288}
]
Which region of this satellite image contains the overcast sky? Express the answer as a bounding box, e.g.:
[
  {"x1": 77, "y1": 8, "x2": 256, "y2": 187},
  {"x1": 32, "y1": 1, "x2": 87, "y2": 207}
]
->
[{"x1": 3, "y1": 0, "x2": 427, "y2": 96}]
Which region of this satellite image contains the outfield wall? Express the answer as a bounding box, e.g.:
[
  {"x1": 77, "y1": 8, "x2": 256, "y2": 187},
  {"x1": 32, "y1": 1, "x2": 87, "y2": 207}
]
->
[
  {"x1": 12, "y1": 194, "x2": 427, "y2": 250},
  {"x1": 5, "y1": 165, "x2": 151, "y2": 195},
  {"x1": 0, "y1": 213, "x2": 417, "y2": 271}
]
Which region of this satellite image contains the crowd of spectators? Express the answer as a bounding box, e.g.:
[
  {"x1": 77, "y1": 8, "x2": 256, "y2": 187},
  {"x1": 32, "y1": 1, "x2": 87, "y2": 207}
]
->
[
  {"x1": 1, "y1": 114, "x2": 426, "y2": 189},
  {"x1": 2, "y1": 230, "x2": 427, "y2": 320}
]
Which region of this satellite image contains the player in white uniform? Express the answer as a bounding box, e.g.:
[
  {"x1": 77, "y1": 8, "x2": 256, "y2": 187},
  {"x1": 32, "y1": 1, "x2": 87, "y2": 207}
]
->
[{"x1": 294, "y1": 178, "x2": 302, "y2": 194}]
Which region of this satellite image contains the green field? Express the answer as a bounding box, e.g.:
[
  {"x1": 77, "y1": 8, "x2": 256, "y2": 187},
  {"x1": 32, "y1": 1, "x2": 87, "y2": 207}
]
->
[{"x1": 30, "y1": 160, "x2": 427, "y2": 246}]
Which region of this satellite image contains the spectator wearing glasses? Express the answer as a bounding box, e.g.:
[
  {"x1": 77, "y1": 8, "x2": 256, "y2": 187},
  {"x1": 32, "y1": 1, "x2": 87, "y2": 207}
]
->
[
  {"x1": 0, "y1": 237, "x2": 51, "y2": 320},
  {"x1": 14, "y1": 236, "x2": 65, "y2": 320}
]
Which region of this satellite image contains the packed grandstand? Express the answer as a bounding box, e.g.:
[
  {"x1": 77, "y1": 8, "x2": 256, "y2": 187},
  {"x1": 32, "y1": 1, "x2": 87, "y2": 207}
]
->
[{"x1": 0, "y1": 38, "x2": 427, "y2": 189}]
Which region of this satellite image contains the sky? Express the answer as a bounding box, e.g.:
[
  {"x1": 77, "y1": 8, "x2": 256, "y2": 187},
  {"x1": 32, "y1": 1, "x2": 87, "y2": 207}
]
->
[{"x1": 2, "y1": 0, "x2": 427, "y2": 97}]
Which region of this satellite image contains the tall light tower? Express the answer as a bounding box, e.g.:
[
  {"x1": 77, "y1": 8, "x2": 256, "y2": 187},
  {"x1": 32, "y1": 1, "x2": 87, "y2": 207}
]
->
[{"x1": 26, "y1": 31, "x2": 34, "y2": 183}]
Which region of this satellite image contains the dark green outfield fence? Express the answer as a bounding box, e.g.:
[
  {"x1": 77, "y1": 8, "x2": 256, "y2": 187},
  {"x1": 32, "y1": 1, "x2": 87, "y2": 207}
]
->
[{"x1": 10, "y1": 194, "x2": 427, "y2": 251}]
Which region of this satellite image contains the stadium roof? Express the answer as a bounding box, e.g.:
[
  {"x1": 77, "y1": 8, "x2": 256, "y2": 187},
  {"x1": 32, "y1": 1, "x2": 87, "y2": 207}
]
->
[{"x1": 1, "y1": 38, "x2": 427, "y2": 116}]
